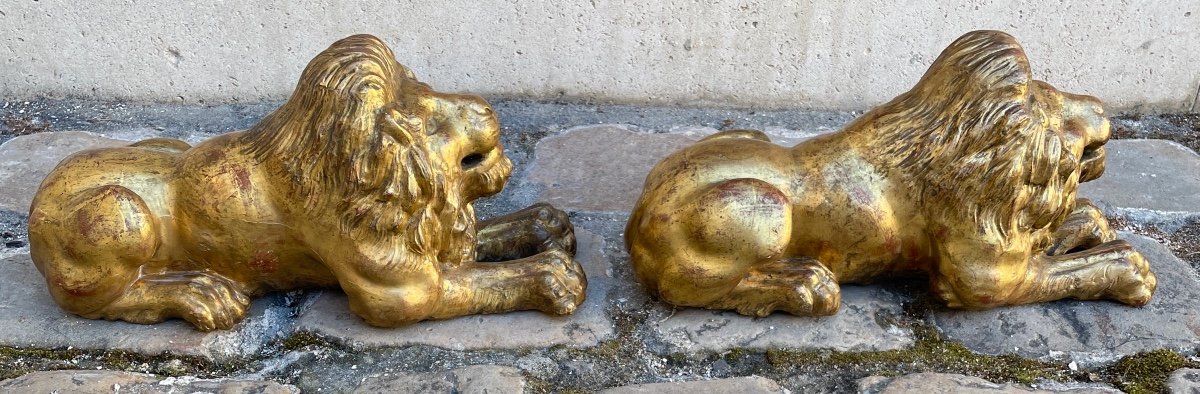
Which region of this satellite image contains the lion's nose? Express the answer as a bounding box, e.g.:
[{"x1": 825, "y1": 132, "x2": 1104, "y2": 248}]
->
[
  {"x1": 1063, "y1": 93, "x2": 1109, "y2": 149},
  {"x1": 423, "y1": 92, "x2": 500, "y2": 168},
  {"x1": 1084, "y1": 101, "x2": 1110, "y2": 150},
  {"x1": 432, "y1": 93, "x2": 491, "y2": 115},
  {"x1": 1089, "y1": 117, "x2": 1111, "y2": 149},
  {"x1": 464, "y1": 100, "x2": 493, "y2": 116}
]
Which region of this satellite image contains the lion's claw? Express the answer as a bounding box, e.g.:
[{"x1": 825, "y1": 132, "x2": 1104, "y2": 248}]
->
[
  {"x1": 174, "y1": 273, "x2": 251, "y2": 331},
  {"x1": 726, "y1": 259, "x2": 841, "y2": 318},
  {"x1": 533, "y1": 249, "x2": 587, "y2": 315},
  {"x1": 1105, "y1": 248, "x2": 1157, "y2": 307},
  {"x1": 767, "y1": 263, "x2": 840, "y2": 316},
  {"x1": 475, "y1": 203, "x2": 577, "y2": 262},
  {"x1": 531, "y1": 203, "x2": 576, "y2": 255},
  {"x1": 795, "y1": 266, "x2": 842, "y2": 316}
]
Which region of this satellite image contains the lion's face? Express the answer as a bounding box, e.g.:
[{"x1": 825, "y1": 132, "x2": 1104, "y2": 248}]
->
[
  {"x1": 244, "y1": 34, "x2": 514, "y2": 248},
  {"x1": 376, "y1": 74, "x2": 514, "y2": 203},
  {"x1": 1032, "y1": 81, "x2": 1111, "y2": 183}
]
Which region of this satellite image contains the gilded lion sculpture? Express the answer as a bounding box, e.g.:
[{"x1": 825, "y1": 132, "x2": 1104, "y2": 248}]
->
[
  {"x1": 28, "y1": 35, "x2": 585, "y2": 331},
  {"x1": 626, "y1": 30, "x2": 1156, "y2": 317}
]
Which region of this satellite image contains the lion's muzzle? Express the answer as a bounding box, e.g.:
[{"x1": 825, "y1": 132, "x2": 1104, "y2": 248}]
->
[
  {"x1": 464, "y1": 148, "x2": 513, "y2": 200},
  {"x1": 1064, "y1": 93, "x2": 1110, "y2": 183},
  {"x1": 1080, "y1": 146, "x2": 1106, "y2": 182}
]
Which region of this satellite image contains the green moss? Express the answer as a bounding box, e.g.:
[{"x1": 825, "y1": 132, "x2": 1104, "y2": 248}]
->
[
  {"x1": 1103, "y1": 349, "x2": 1196, "y2": 394},
  {"x1": 766, "y1": 323, "x2": 1075, "y2": 386},
  {"x1": 524, "y1": 375, "x2": 553, "y2": 393},
  {"x1": 596, "y1": 340, "x2": 622, "y2": 358},
  {"x1": 525, "y1": 373, "x2": 589, "y2": 394},
  {"x1": 723, "y1": 348, "x2": 750, "y2": 363},
  {"x1": 558, "y1": 339, "x2": 622, "y2": 363},
  {"x1": 0, "y1": 345, "x2": 243, "y2": 380},
  {"x1": 279, "y1": 331, "x2": 332, "y2": 351}
]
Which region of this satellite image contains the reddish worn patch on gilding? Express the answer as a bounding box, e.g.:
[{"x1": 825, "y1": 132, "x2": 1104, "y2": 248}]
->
[
  {"x1": 75, "y1": 209, "x2": 99, "y2": 240},
  {"x1": 249, "y1": 250, "x2": 279, "y2": 273},
  {"x1": 232, "y1": 167, "x2": 252, "y2": 191},
  {"x1": 52, "y1": 272, "x2": 100, "y2": 297}
]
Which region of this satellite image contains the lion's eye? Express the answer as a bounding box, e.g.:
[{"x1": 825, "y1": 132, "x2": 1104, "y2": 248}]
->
[{"x1": 425, "y1": 118, "x2": 439, "y2": 135}]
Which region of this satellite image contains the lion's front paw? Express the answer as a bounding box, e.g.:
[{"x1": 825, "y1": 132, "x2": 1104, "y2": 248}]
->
[
  {"x1": 169, "y1": 273, "x2": 252, "y2": 331},
  {"x1": 532, "y1": 249, "x2": 587, "y2": 315},
  {"x1": 475, "y1": 202, "x2": 577, "y2": 262},
  {"x1": 530, "y1": 203, "x2": 576, "y2": 255},
  {"x1": 1104, "y1": 246, "x2": 1157, "y2": 307},
  {"x1": 1047, "y1": 200, "x2": 1117, "y2": 256}
]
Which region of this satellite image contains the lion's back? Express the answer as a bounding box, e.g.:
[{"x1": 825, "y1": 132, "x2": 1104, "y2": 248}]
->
[
  {"x1": 31, "y1": 145, "x2": 180, "y2": 216},
  {"x1": 637, "y1": 137, "x2": 795, "y2": 206}
]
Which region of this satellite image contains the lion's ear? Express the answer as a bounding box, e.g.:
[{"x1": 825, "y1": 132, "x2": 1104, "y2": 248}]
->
[
  {"x1": 915, "y1": 30, "x2": 1032, "y2": 97},
  {"x1": 354, "y1": 75, "x2": 389, "y2": 107},
  {"x1": 379, "y1": 106, "x2": 421, "y2": 146}
]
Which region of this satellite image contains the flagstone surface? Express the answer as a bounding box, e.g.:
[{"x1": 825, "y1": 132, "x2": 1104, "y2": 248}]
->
[{"x1": 1078, "y1": 139, "x2": 1200, "y2": 215}]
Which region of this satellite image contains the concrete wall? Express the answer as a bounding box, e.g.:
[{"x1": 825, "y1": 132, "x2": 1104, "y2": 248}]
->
[{"x1": 1, "y1": 1, "x2": 1198, "y2": 111}]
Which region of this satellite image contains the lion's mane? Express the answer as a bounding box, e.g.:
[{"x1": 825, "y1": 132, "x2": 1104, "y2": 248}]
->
[
  {"x1": 863, "y1": 31, "x2": 1081, "y2": 250},
  {"x1": 242, "y1": 35, "x2": 475, "y2": 264}
]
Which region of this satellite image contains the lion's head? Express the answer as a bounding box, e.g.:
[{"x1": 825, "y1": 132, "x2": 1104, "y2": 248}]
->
[
  {"x1": 243, "y1": 34, "x2": 513, "y2": 260},
  {"x1": 863, "y1": 31, "x2": 1111, "y2": 249}
]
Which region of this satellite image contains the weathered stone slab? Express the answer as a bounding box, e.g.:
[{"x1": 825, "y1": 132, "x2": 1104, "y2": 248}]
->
[
  {"x1": 526, "y1": 125, "x2": 705, "y2": 213},
  {"x1": 930, "y1": 233, "x2": 1200, "y2": 364},
  {"x1": 525, "y1": 125, "x2": 825, "y2": 213},
  {"x1": 1078, "y1": 140, "x2": 1200, "y2": 214},
  {"x1": 599, "y1": 376, "x2": 784, "y2": 394},
  {"x1": 294, "y1": 229, "x2": 614, "y2": 350},
  {"x1": 650, "y1": 286, "x2": 913, "y2": 353},
  {"x1": 0, "y1": 370, "x2": 298, "y2": 393},
  {"x1": 0, "y1": 253, "x2": 293, "y2": 359},
  {"x1": 0, "y1": 131, "x2": 128, "y2": 212},
  {"x1": 1168, "y1": 368, "x2": 1200, "y2": 393},
  {"x1": 0, "y1": 209, "x2": 28, "y2": 260},
  {"x1": 354, "y1": 365, "x2": 525, "y2": 394},
  {"x1": 856, "y1": 373, "x2": 1120, "y2": 393}
]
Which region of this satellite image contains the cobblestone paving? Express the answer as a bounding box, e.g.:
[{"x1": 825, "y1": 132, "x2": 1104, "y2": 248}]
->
[{"x1": 1, "y1": 100, "x2": 1197, "y2": 392}]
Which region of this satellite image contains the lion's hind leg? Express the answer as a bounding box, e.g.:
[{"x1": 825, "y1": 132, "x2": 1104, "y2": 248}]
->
[
  {"x1": 31, "y1": 185, "x2": 161, "y2": 318},
  {"x1": 31, "y1": 185, "x2": 249, "y2": 331},
  {"x1": 638, "y1": 178, "x2": 840, "y2": 317},
  {"x1": 100, "y1": 269, "x2": 252, "y2": 331}
]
